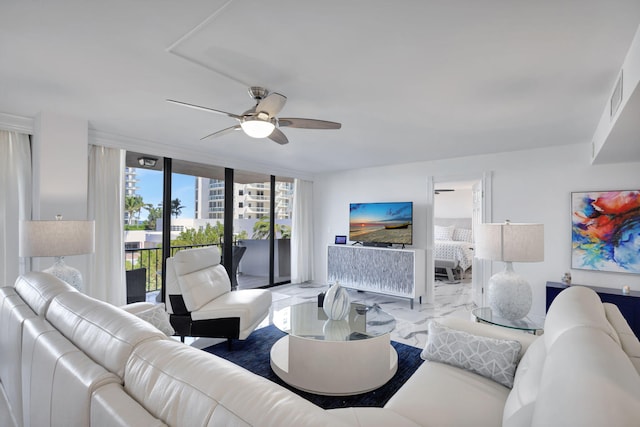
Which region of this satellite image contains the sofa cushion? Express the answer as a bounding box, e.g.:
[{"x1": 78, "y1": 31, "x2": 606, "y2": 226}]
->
[
  {"x1": 178, "y1": 264, "x2": 231, "y2": 311},
  {"x1": 21, "y1": 316, "x2": 120, "y2": 427},
  {"x1": 422, "y1": 321, "x2": 521, "y2": 388},
  {"x1": 191, "y1": 289, "x2": 272, "y2": 334},
  {"x1": 46, "y1": 292, "x2": 166, "y2": 379},
  {"x1": 502, "y1": 337, "x2": 547, "y2": 427},
  {"x1": 14, "y1": 272, "x2": 77, "y2": 316},
  {"x1": 122, "y1": 302, "x2": 175, "y2": 336},
  {"x1": 544, "y1": 286, "x2": 620, "y2": 350},
  {"x1": 603, "y1": 302, "x2": 640, "y2": 374},
  {"x1": 385, "y1": 359, "x2": 510, "y2": 427},
  {"x1": 531, "y1": 326, "x2": 640, "y2": 426},
  {"x1": 125, "y1": 339, "x2": 351, "y2": 427},
  {"x1": 171, "y1": 247, "x2": 231, "y2": 312},
  {"x1": 0, "y1": 287, "x2": 36, "y2": 427}
]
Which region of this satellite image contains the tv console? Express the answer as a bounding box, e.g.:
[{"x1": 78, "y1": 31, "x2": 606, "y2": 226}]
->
[{"x1": 327, "y1": 245, "x2": 425, "y2": 309}]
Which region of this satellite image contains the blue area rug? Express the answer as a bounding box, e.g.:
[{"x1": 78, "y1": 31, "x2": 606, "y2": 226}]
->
[{"x1": 202, "y1": 324, "x2": 423, "y2": 409}]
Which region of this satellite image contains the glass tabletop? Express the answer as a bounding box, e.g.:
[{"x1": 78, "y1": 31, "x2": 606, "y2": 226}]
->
[
  {"x1": 273, "y1": 301, "x2": 396, "y2": 342},
  {"x1": 472, "y1": 307, "x2": 542, "y2": 334}
]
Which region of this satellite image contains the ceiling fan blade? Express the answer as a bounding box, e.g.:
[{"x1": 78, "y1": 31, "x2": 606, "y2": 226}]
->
[
  {"x1": 167, "y1": 99, "x2": 242, "y2": 120},
  {"x1": 278, "y1": 118, "x2": 341, "y2": 129},
  {"x1": 256, "y1": 93, "x2": 287, "y2": 117},
  {"x1": 268, "y1": 128, "x2": 289, "y2": 145},
  {"x1": 200, "y1": 125, "x2": 241, "y2": 140}
]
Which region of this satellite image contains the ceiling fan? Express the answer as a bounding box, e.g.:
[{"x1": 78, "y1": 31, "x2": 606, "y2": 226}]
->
[
  {"x1": 167, "y1": 87, "x2": 341, "y2": 145},
  {"x1": 435, "y1": 189, "x2": 455, "y2": 194}
]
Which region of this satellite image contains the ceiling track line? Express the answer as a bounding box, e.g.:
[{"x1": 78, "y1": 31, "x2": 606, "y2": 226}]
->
[
  {"x1": 165, "y1": 0, "x2": 249, "y2": 88},
  {"x1": 166, "y1": 50, "x2": 250, "y2": 88},
  {"x1": 166, "y1": 0, "x2": 236, "y2": 53}
]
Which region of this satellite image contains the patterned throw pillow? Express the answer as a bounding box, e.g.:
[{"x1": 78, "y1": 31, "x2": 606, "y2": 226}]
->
[
  {"x1": 434, "y1": 225, "x2": 455, "y2": 240},
  {"x1": 135, "y1": 304, "x2": 175, "y2": 336},
  {"x1": 452, "y1": 228, "x2": 473, "y2": 243},
  {"x1": 421, "y1": 321, "x2": 521, "y2": 388}
]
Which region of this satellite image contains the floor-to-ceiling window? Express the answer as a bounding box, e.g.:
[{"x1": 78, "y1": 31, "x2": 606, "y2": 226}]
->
[
  {"x1": 234, "y1": 170, "x2": 270, "y2": 288},
  {"x1": 274, "y1": 177, "x2": 293, "y2": 284},
  {"x1": 123, "y1": 152, "x2": 165, "y2": 301},
  {"x1": 123, "y1": 152, "x2": 293, "y2": 300}
]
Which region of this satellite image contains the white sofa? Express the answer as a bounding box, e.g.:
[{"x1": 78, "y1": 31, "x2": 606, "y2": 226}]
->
[{"x1": 1, "y1": 272, "x2": 640, "y2": 426}]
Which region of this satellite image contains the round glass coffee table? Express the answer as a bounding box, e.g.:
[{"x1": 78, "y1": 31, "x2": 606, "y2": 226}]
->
[{"x1": 271, "y1": 301, "x2": 397, "y2": 396}]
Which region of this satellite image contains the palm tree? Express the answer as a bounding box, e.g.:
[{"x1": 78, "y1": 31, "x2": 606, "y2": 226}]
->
[
  {"x1": 144, "y1": 204, "x2": 162, "y2": 230},
  {"x1": 251, "y1": 217, "x2": 290, "y2": 239},
  {"x1": 171, "y1": 198, "x2": 185, "y2": 219},
  {"x1": 252, "y1": 216, "x2": 271, "y2": 239},
  {"x1": 125, "y1": 195, "x2": 146, "y2": 225}
]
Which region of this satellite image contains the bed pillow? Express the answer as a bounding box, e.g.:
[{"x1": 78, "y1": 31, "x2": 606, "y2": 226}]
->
[
  {"x1": 434, "y1": 225, "x2": 454, "y2": 240},
  {"x1": 453, "y1": 228, "x2": 473, "y2": 243},
  {"x1": 422, "y1": 320, "x2": 521, "y2": 388}
]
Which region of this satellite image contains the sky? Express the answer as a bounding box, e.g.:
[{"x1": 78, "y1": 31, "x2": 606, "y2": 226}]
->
[{"x1": 134, "y1": 169, "x2": 195, "y2": 219}]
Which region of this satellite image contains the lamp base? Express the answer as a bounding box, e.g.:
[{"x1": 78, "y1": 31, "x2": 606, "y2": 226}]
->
[
  {"x1": 486, "y1": 263, "x2": 531, "y2": 321},
  {"x1": 43, "y1": 257, "x2": 83, "y2": 291}
]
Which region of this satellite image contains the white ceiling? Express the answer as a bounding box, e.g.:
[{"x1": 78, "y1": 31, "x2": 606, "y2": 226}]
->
[{"x1": 1, "y1": 1, "x2": 639, "y2": 178}]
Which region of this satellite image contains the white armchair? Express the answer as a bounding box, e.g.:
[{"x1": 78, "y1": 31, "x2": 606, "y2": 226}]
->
[{"x1": 165, "y1": 246, "x2": 272, "y2": 347}]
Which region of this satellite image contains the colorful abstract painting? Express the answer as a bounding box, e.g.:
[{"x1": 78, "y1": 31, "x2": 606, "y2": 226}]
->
[{"x1": 571, "y1": 190, "x2": 640, "y2": 274}]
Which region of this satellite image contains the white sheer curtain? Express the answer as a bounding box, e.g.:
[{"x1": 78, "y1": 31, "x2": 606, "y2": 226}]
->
[
  {"x1": 291, "y1": 179, "x2": 314, "y2": 284},
  {"x1": 0, "y1": 130, "x2": 32, "y2": 285},
  {"x1": 88, "y1": 145, "x2": 126, "y2": 305}
]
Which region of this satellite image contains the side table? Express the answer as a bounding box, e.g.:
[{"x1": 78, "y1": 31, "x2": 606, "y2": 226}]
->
[{"x1": 472, "y1": 307, "x2": 543, "y2": 335}]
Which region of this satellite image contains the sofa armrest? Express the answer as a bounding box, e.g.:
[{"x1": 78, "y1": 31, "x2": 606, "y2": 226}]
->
[
  {"x1": 603, "y1": 303, "x2": 640, "y2": 374},
  {"x1": 438, "y1": 317, "x2": 538, "y2": 359},
  {"x1": 92, "y1": 383, "x2": 167, "y2": 427}
]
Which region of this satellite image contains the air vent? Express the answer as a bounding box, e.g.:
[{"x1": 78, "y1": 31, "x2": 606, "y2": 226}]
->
[{"x1": 610, "y1": 70, "x2": 623, "y2": 118}]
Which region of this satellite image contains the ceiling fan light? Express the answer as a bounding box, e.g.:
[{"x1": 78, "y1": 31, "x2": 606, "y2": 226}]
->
[{"x1": 240, "y1": 117, "x2": 275, "y2": 138}]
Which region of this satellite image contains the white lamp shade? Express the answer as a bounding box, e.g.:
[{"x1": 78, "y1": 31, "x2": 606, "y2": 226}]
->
[
  {"x1": 19, "y1": 220, "x2": 95, "y2": 257},
  {"x1": 475, "y1": 222, "x2": 544, "y2": 262}
]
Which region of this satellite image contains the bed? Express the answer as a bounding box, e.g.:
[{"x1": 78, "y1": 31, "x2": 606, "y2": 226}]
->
[{"x1": 434, "y1": 218, "x2": 474, "y2": 281}]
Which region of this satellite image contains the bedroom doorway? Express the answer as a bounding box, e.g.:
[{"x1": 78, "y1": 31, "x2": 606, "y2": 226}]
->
[{"x1": 426, "y1": 173, "x2": 492, "y2": 307}]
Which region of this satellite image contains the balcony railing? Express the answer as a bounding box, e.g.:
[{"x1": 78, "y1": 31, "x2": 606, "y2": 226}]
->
[{"x1": 125, "y1": 243, "x2": 220, "y2": 293}]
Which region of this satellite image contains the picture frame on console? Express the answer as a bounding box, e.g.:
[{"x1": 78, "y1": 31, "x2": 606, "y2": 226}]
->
[{"x1": 571, "y1": 190, "x2": 640, "y2": 274}]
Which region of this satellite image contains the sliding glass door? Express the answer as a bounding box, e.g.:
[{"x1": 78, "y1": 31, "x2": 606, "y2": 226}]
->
[{"x1": 124, "y1": 152, "x2": 293, "y2": 301}]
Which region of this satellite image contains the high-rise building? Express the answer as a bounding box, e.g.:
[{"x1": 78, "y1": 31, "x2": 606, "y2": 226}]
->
[
  {"x1": 195, "y1": 178, "x2": 293, "y2": 220},
  {"x1": 124, "y1": 167, "x2": 139, "y2": 225},
  {"x1": 124, "y1": 167, "x2": 138, "y2": 196}
]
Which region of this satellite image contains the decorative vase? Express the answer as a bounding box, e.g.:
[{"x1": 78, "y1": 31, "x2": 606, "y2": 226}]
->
[
  {"x1": 323, "y1": 282, "x2": 351, "y2": 320},
  {"x1": 323, "y1": 319, "x2": 351, "y2": 341},
  {"x1": 486, "y1": 263, "x2": 532, "y2": 321}
]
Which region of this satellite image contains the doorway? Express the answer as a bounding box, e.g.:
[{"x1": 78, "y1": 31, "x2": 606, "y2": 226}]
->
[{"x1": 426, "y1": 173, "x2": 492, "y2": 306}]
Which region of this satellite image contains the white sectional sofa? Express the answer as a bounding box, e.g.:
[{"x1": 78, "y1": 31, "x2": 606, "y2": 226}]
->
[{"x1": 1, "y1": 272, "x2": 640, "y2": 426}]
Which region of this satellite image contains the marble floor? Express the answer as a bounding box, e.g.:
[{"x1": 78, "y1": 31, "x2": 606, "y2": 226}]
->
[{"x1": 187, "y1": 279, "x2": 475, "y2": 350}]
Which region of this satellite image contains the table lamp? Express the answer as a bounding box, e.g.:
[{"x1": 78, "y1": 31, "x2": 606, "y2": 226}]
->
[
  {"x1": 19, "y1": 215, "x2": 95, "y2": 290},
  {"x1": 475, "y1": 220, "x2": 544, "y2": 320}
]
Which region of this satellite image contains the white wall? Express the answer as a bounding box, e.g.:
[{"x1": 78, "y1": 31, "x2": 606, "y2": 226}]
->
[
  {"x1": 434, "y1": 189, "x2": 472, "y2": 218},
  {"x1": 313, "y1": 142, "x2": 640, "y2": 321},
  {"x1": 32, "y1": 112, "x2": 90, "y2": 285}
]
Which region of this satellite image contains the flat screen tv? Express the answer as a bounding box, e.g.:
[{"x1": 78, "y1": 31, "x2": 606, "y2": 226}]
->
[{"x1": 349, "y1": 201, "x2": 413, "y2": 246}]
